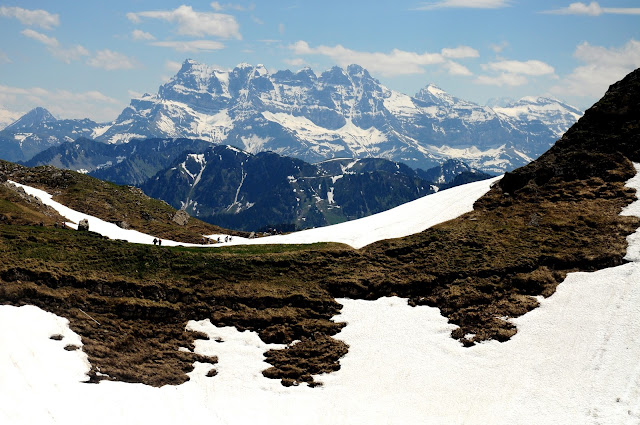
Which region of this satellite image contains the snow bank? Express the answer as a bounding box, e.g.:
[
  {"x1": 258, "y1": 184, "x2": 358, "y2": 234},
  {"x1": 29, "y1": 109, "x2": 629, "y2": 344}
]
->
[
  {"x1": 8, "y1": 176, "x2": 499, "y2": 249},
  {"x1": 207, "y1": 176, "x2": 500, "y2": 249}
]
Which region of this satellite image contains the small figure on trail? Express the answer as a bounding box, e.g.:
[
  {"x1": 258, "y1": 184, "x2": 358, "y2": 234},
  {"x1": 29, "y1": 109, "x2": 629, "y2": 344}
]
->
[
  {"x1": 229, "y1": 236, "x2": 233, "y2": 242},
  {"x1": 153, "y1": 238, "x2": 158, "y2": 246},
  {"x1": 225, "y1": 236, "x2": 229, "y2": 243},
  {"x1": 158, "y1": 239, "x2": 162, "y2": 246},
  {"x1": 217, "y1": 237, "x2": 221, "y2": 243}
]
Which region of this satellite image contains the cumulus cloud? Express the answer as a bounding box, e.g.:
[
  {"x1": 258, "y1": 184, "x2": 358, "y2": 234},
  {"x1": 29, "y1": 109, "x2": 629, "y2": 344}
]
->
[
  {"x1": 0, "y1": 84, "x2": 120, "y2": 121},
  {"x1": 127, "y1": 5, "x2": 241, "y2": 39},
  {"x1": 542, "y1": 1, "x2": 640, "y2": 15},
  {"x1": 551, "y1": 39, "x2": 640, "y2": 99},
  {"x1": 151, "y1": 40, "x2": 225, "y2": 52},
  {"x1": 482, "y1": 60, "x2": 555, "y2": 76},
  {"x1": 87, "y1": 50, "x2": 138, "y2": 70},
  {"x1": 0, "y1": 6, "x2": 59, "y2": 29},
  {"x1": 475, "y1": 59, "x2": 555, "y2": 86},
  {"x1": 21, "y1": 29, "x2": 89, "y2": 63},
  {"x1": 414, "y1": 0, "x2": 511, "y2": 10},
  {"x1": 289, "y1": 41, "x2": 477, "y2": 77},
  {"x1": 441, "y1": 46, "x2": 480, "y2": 59},
  {"x1": 131, "y1": 29, "x2": 155, "y2": 41},
  {"x1": 443, "y1": 61, "x2": 473, "y2": 76}
]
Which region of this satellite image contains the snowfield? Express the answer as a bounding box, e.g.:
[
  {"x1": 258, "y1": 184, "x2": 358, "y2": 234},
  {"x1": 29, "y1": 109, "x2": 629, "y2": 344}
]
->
[
  {"x1": 7, "y1": 176, "x2": 500, "y2": 249},
  {"x1": 2, "y1": 167, "x2": 640, "y2": 424}
]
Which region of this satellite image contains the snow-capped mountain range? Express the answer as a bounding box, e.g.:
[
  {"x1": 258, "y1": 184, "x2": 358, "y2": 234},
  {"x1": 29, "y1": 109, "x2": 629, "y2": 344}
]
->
[{"x1": 0, "y1": 60, "x2": 583, "y2": 172}]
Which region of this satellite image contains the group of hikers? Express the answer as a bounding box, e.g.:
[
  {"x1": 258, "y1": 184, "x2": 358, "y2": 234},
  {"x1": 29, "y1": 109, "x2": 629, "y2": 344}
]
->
[
  {"x1": 151, "y1": 235, "x2": 235, "y2": 246},
  {"x1": 200, "y1": 235, "x2": 233, "y2": 244}
]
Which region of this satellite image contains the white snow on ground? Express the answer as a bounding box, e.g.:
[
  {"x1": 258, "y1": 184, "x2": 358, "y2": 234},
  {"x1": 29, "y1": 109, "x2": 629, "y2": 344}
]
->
[
  {"x1": 6, "y1": 176, "x2": 499, "y2": 249},
  {"x1": 6, "y1": 180, "x2": 190, "y2": 247},
  {"x1": 210, "y1": 176, "x2": 500, "y2": 249},
  {"x1": 2, "y1": 165, "x2": 640, "y2": 424}
]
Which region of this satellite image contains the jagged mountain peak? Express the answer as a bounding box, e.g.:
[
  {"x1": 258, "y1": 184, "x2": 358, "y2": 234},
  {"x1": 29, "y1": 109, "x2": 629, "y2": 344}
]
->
[
  {"x1": 29, "y1": 60, "x2": 581, "y2": 174},
  {"x1": 414, "y1": 84, "x2": 458, "y2": 106},
  {"x1": 6, "y1": 107, "x2": 56, "y2": 131}
]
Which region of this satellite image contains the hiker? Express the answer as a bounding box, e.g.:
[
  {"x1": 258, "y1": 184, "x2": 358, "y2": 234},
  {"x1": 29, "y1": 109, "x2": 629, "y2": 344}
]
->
[
  {"x1": 225, "y1": 236, "x2": 228, "y2": 243},
  {"x1": 158, "y1": 239, "x2": 162, "y2": 246},
  {"x1": 153, "y1": 238, "x2": 157, "y2": 246}
]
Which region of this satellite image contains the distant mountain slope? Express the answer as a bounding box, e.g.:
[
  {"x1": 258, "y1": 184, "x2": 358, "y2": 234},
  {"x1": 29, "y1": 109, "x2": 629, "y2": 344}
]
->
[
  {"x1": 25, "y1": 138, "x2": 492, "y2": 231},
  {"x1": 0, "y1": 61, "x2": 581, "y2": 171},
  {"x1": 25, "y1": 137, "x2": 212, "y2": 185},
  {"x1": 0, "y1": 107, "x2": 101, "y2": 162},
  {"x1": 141, "y1": 146, "x2": 492, "y2": 231}
]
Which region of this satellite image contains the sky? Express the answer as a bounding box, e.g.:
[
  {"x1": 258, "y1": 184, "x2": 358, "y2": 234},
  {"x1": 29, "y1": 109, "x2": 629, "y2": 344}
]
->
[{"x1": 0, "y1": 0, "x2": 639, "y2": 122}]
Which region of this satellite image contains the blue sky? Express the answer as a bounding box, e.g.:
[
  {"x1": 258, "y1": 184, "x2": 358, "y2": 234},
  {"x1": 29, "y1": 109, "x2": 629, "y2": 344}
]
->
[{"x1": 0, "y1": 0, "x2": 639, "y2": 122}]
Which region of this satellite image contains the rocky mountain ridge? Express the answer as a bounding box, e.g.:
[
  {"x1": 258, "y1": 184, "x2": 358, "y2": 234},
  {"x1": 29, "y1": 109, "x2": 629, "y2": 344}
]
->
[{"x1": 0, "y1": 61, "x2": 582, "y2": 172}]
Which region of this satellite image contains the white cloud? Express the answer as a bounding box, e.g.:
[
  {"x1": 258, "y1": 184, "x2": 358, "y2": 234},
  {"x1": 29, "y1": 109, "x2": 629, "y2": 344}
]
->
[
  {"x1": 551, "y1": 39, "x2": 640, "y2": 99},
  {"x1": 0, "y1": 84, "x2": 121, "y2": 121},
  {"x1": 0, "y1": 6, "x2": 59, "y2": 29},
  {"x1": 165, "y1": 60, "x2": 183, "y2": 73},
  {"x1": 21, "y1": 28, "x2": 58, "y2": 48},
  {"x1": 443, "y1": 61, "x2": 473, "y2": 76},
  {"x1": 210, "y1": 2, "x2": 254, "y2": 11},
  {"x1": 289, "y1": 41, "x2": 477, "y2": 77},
  {"x1": 414, "y1": 0, "x2": 511, "y2": 10},
  {"x1": 21, "y1": 29, "x2": 89, "y2": 63},
  {"x1": 128, "y1": 90, "x2": 143, "y2": 99},
  {"x1": 475, "y1": 73, "x2": 528, "y2": 86},
  {"x1": 482, "y1": 59, "x2": 555, "y2": 76},
  {"x1": 151, "y1": 40, "x2": 225, "y2": 52},
  {"x1": 87, "y1": 50, "x2": 137, "y2": 71},
  {"x1": 131, "y1": 29, "x2": 155, "y2": 41},
  {"x1": 475, "y1": 59, "x2": 555, "y2": 87},
  {"x1": 441, "y1": 46, "x2": 479, "y2": 59},
  {"x1": 127, "y1": 5, "x2": 241, "y2": 39},
  {"x1": 542, "y1": 1, "x2": 640, "y2": 16}
]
